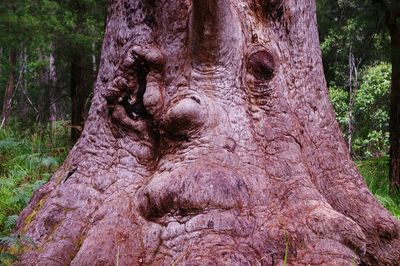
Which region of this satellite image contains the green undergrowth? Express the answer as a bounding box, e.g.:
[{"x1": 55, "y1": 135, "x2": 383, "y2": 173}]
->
[
  {"x1": 0, "y1": 122, "x2": 70, "y2": 237},
  {"x1": 357, "y1": 157, "x2": 400, "y2": 219},
  {"x1": 0, "y1": 122, "x2": 70, "y2": 264}
]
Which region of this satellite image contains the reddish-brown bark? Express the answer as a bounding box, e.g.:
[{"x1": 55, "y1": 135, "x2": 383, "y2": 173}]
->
[{"x1": 15, "y1": 0, "x2": 400, "y2": 265}]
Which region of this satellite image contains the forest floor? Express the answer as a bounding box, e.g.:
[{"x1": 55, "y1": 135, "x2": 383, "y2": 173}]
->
[
  {"x1": 0, "y1": 122, "x2": 70, "y2": 237},
  {"x1": 0, "y1": 122, "x2": 399, "y2": 263}
]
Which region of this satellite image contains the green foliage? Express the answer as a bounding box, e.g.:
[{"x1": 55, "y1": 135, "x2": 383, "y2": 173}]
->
[
  {"x1": 354, "y1": 63, "x2": 391, "y2": 154},
  {"x1": 353, "y1": 62, "x2": 391, "y2": 157},
  {"x1": 0, "y1": 252, "x2": 18, "y2": 265},
  {"x1": 0, "y1": 0, "x2": 106, "y2": 49},
  {"x1": 357, "y1": 157, "x2": 400, "y2": 219},
  {"x1": 355, "y1": 63, "x2": 391, "y2": 124},
  {"x1": 0, "y1": 0, "x2": 107, "y2": 126},
  {"x1": 318, "y1": 0, "x2": 392, "y2": 159},
  {"x1": 317, "y1": 0, "x2": 390, "y2": 87},
  {"x1": 283, "y1": 232, "x2": 289, "y2": 265},
  {"x1": 329, "y1": 86, "x2": 349, "y2": 131},
  {"x1": 328, "y1": 62, "x2": 391, "y2": 158},
  {"x1": 0, "y1": 233, "x2": 37, "y2": 264},
  {"x1": 0, "y1": 122, "x2": 69, "y2": 236},
  {"x1": 0, "y1": 233, "x2": 36, "y2": 249}
]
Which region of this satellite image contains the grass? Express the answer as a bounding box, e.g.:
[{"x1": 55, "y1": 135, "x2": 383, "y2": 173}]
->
[
  {"x1": 357, "y1": 157, "x2": 400, "y2": 219},
  {"x1": 0, "y1": 122, "x2": 70, "y2": 236},
  {"x1": 0, "y1": 122, "x2": 70, "y2": 264},
  {"x1": 283, "y1": 231, "x2": 289, "y2": 266}
]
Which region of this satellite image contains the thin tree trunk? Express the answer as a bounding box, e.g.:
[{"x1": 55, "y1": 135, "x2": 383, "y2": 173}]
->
[
  {"x1": 70, "y1": 2, "x2": 91, "y2": 143},
  {"x1": 92, "y1": 42, "x2": 97, "y2": 79},
  {"x1": 49, "y1": 50, "x2": 58, "y2": 122},
  {"x1": 19, "y1": 48, "x2": 29, "y2": 121},
  {"x1": 1, "y1": 50, "x2": 17, "y2": 128},
  {"x1": 70, "y1": 49, "x2": 90, "y2": 143},
  {"x1": 14, "y1": 48, "x2": 37, "y2": 123},
  {"x1": 389, "y1": 12, "x2": 400, "y2": 193},
  {"x1": 0, "y1": 47, "x2": 3, "y2": 79},
  {"x1": 348, "y1": 49, "x2": 354, "y2": 154},
  {"x1": 37, "y1": 52, "x2": 50, "y2": 132},
  {"x1": 347, "y1": 48, "x2": 358, "y2": 156}
]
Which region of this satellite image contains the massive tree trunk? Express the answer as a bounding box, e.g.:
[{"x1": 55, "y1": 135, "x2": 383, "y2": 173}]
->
[{"x1": 15, "y1": 0, "x2": 400, "y2": 265}]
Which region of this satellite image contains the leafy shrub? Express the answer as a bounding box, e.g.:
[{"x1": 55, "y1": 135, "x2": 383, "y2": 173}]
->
[
  {"x1": 329, "y1": 86, "x2": 349, "y2": 131},
  {"x1": 353, "y1": 62, "x2": 391, "y2": 157},
  {"x1": 329, "y1": 62, "x2": 391, "y2": 158},
  {"x1": 0, "y1": 122, "x2": 70, "y2": 236},
  {"x1": 0, "y1": 233, "x2": 37, "y2": 264}
]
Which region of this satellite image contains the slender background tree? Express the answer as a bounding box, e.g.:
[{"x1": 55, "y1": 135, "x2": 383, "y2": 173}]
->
[
  {"x1": 317, "y1": 0, "x2": 400, "y2": 193},
  {"x1": 0, "y1": 0, "x2": 106, "y2": 140}
]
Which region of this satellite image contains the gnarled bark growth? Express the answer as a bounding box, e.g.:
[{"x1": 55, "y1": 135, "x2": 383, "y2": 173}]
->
[{"x1": 15, "y1": 0, "x2": 400, "y2": 265}]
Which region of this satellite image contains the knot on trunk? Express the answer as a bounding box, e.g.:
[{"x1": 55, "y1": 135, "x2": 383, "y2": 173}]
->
[
  {"x1": 161, "y1": 94, "x2": 208, "y2": 140},
  {"x1": 191, "y1": 0, "x2": 243, "y2": 73},
  {"x1": 105, "y1": 45, "x2": 165, "y2": 132},
  {"x1": 249, "y1": 0, "x2": 285, "y2": 21},
  {"x1": 248, "y1": 50, "x2": 276, "y2": 81}
]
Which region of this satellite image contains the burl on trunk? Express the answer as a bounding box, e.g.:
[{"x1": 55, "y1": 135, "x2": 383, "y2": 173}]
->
[{"x1": 15, "y1": 0, "x2": 400, "y2": 265}]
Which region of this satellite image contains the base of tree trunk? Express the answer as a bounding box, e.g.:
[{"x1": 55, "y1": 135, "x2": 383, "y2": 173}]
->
[{"x1": 13, "y1": 0, "x2": 400, "y2": 265}]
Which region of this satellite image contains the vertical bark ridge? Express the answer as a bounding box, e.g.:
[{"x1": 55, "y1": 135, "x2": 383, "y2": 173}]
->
[{"x1": 191, "y1": 0, "x2": 243, "y2": 74}]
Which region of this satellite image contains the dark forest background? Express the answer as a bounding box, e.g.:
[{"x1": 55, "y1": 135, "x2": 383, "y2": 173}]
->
[{"x1": 0, "y1": 0, "x2": 399, "y2": 259}]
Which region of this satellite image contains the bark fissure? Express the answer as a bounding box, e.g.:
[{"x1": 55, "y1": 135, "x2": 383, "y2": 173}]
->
[
  {"x1": 118, "y1": 61, "x2": 150, "y2": 120},
  {"x1": 63, "y1": 166, "x2": 78, "y2": 183}
]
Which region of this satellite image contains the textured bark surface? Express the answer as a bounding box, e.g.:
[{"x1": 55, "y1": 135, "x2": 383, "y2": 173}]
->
[{"x1": 15, "y1": 0, "x2": 400, "y2": 265}]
